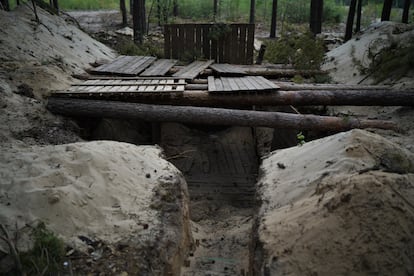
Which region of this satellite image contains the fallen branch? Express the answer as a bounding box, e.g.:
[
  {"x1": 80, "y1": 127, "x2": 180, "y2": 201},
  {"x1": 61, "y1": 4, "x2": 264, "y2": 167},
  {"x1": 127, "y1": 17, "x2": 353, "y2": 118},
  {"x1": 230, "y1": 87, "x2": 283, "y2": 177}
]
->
[{"x1": 0, "y1": 224, "x2": 23, "y2": 274}]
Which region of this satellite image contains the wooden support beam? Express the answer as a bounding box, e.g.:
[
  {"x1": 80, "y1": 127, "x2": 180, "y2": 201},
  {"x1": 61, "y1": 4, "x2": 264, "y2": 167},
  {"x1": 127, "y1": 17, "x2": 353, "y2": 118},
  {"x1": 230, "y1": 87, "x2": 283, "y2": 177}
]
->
[
  {"x1": 47, "y1": 98, "x2": 397, "y2": 132},
  {"x1": 51, "y1": 89, "x2": 414, "y2": 107}
]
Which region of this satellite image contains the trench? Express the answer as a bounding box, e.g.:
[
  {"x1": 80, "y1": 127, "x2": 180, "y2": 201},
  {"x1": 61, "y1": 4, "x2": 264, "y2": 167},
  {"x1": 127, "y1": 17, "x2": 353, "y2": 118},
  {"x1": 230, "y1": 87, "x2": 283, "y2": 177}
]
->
[{"x1": 77, "y1": 114, "x2": 327, "y2": 275}]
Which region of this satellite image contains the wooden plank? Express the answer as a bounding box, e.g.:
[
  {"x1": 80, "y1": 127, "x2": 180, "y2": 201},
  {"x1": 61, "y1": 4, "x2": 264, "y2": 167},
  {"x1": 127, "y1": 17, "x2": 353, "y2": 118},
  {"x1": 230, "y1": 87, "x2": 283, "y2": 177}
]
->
[
  {"x1": 202, "y1": 25, "x2": 210, "y2": 60},
  {"x1": 173, "y1": 60, "x2": 214, "y2": 80},
  {"x1": 209, "y1": 63, "x2": 246, "y2": 76},
  {"x1": 164, "y1": 25, "x2": 171, "y2": 59},
  {"x1": 91, "y1": 56, "x2": 156, "y2": 76},
  {"x1": 238, "y1": 25, "x2": 247, "y2": 64},
  {"x1": 246, "y1": 24, "x2": 255, "y2": 65},
  {"x1": 208, "y1": 76, "x2": 216, "y2": 92},
  {"x1": 140, "y1": 59, "x2": 178, "y2": 77}
]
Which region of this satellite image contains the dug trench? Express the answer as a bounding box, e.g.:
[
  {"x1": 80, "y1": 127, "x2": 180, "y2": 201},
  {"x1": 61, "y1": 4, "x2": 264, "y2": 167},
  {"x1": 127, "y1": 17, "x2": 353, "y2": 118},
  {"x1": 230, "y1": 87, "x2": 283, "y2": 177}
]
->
[{"x1": 77, "y1": 112, "x2": 324, "y2": 275}]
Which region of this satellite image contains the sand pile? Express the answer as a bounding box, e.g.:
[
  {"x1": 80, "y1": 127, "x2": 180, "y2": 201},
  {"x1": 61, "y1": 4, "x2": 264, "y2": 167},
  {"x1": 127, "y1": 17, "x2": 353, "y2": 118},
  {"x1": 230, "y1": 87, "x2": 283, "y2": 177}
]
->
[
  {"x1": 254, "y1": 129, "x2": 414, "y2": 275},
  {"x1": 323, "y1": 22, "x2": 414, "y2": 85},
  {"x1": 0, "y1": 142, "x2": 191, "y2": 274}
]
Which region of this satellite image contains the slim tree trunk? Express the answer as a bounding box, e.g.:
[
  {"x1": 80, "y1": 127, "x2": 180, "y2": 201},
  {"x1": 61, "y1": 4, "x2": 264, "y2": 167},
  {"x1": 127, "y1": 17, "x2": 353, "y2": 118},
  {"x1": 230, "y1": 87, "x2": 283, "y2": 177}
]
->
[
  {"x1": 381, "y1": 0, "x2": 393, "y2": 21},
  {"x1": 344, "y1": 0, "x2": 357, "y2": 41},
  {"x1": 249, "y1": 0, "x2": 255, "y2": 24},
  {"x1": 120, "y1": 0, "x2": 128, "y2": 27},
  {"x1": 270, "y1": 0, "x2": 278, "y2": 38},
  {"x1": 310, "y1": 0, "x2": 323, "y2": 35},
  {"x1": 355, "y1": 0, "x2": 362, "y2": 32},
  {"x1": 402, "y1": 0, "x2": 411, "y2": 23},
  {"x1": 213, "y1": 0, "x2": 218, "y2": 20},
  {"x1": 156, "y1": 0, "x2": 161, "y2": 25},
  {"x1": 173, "y1": 0, "x2": 178, "y2": 17},
  {"x1": 133, "y1": 0, "x2": 146, "y2": 44}
]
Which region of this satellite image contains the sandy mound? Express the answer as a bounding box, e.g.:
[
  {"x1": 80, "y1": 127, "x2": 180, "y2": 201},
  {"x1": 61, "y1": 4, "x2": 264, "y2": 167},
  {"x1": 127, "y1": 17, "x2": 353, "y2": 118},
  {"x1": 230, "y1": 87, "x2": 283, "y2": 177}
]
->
[
  {"x1": 254, "y1": 129, "x2": 414, "y2": 275},
  {"x1": 0, "y1": 141, "x2": 191, "y2": 274},
  {"x1": 0, "y1": 6, "x2": 116, "y2": 99},
  {"x1": 323, "y1": 22, "x2": 414, "y2": 86}
]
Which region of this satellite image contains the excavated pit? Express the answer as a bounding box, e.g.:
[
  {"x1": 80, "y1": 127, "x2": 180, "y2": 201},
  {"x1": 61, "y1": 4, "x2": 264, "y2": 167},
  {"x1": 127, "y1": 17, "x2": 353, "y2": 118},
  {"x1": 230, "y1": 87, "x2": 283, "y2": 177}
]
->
[{"x1": 78, "y1": 116, "x2": 327, "y2": 275}]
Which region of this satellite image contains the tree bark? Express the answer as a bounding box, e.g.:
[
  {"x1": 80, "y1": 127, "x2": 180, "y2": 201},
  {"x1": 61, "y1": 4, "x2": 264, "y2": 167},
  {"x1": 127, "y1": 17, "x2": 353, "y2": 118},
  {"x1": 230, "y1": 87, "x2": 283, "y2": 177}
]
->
[
  {"x1": 270, "y1": 0, "x2": 278, "y2": 38},
  {"x1": 381, "y1": 0, "x2": 393, "y2": 21},
  {"x1": 47, "y1": 98, "x2": 397, "y2": 132},
  {"x1": 173, "y1": 0, "x2": 178, "y2": 17},
  {"x1": 51, "y1": 88, "x2": 414, "y2": 107},
  {"x1": 214, "y1": 0, "x2": 218, "y2": 20},
  {"x1": 402, "y1": 0, "x2": 411, "y2": 23},
  {"x1": 310, "y1": 0, "x2": 323, "y2": 35},
  {"x1": 355, "y1": 0, "x2": 362, "y2": 32},
  {"x1": 132, "y1": 0, "x2": 146, "y2": 44},
  {"x1": 120, "y1": 0, "x2": 128, "y2": 27},
  {"x1": 344, "y1": 0, "x2": 357, "y2": 41},
  {"x1": 249, "y1": 0, "x2": 255, "y2": 24}
]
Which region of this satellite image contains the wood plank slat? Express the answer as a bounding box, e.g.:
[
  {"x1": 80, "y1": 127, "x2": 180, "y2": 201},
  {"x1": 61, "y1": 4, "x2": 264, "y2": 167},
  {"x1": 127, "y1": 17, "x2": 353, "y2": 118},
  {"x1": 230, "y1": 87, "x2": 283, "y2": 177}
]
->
[
  {"x1": 173, "y1": 60, "x2": 214, "y2": 80},
  {"x1": 208, "y1": 76, "x2": 280, "y2": 94},
  {"x1": 140, "y1": 59, "x2": 178, "y2": 76},
  {"x1": 91, "y1": 56, "x2": 156, "y2": 76}
]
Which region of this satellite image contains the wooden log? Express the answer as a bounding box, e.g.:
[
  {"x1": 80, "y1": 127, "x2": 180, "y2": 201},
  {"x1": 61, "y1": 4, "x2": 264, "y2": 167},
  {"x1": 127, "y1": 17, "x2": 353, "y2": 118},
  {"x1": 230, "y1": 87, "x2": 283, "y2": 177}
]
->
[
  {"x1": 47, "y1": 98, "x2": 397, "y2": 132},
  {"x1": 52, "y1": 89, "x2": 414, "y2": 107}
]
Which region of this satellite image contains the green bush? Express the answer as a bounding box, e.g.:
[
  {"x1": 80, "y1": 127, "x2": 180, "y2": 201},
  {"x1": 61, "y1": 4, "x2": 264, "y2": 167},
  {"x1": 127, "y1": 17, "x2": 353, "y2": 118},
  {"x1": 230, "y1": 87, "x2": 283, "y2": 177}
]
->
[{"x1": 265, "y1": 31, "x2": 325, "y2": 70}]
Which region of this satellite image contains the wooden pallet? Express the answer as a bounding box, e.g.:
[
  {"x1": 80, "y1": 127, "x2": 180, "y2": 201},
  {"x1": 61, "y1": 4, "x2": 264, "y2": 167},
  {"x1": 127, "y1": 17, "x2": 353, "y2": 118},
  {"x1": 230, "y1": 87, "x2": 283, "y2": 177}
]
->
[
  {"x1": 208, "y1": 76, "x2": 280, "y2": 94},
  {"x1": 91, "y1": 55, "x2": 156, "y2": 76},
  {"x1": 140, "y1": 59, "x2": 178, "y2": 76},
  {"x1": 56, "y1": 79, "x2": 186, "y2": 96},
  {"x1": 209, "y1": 63, "x2": 247, "y2": 76},
  {"x1": 173, "y1": 60, "x2": 214, "y2": 80}
]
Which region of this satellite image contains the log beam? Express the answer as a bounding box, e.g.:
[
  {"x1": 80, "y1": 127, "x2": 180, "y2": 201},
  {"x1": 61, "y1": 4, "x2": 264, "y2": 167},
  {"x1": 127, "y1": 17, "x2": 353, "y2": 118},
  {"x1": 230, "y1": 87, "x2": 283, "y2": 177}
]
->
[
  {"x1": 52, "y1": 89, "x2": 414, "y2": 107},
  {"x1": 47, "y1": 98, "x2": 397, "y2": 132}
]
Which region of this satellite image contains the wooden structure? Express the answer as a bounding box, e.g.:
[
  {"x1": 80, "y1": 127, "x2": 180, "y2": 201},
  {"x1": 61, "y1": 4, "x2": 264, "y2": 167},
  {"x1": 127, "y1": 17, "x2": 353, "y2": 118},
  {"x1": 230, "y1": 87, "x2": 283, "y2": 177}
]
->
[
  {"x1": 91, "y1": 56, "x2": 156, "y2": 76},
  {"x1": 209, "y1": 63, "x2": 247, "y2": 76},
  {"x1": 173, "y1": 60, "x2": 214, "y2": 80},
  {"x1": 164, "y1": 24, "x2": 255, "y2": 64},
  {"x1": 140, "y1": 59, "x2": 177, "y2": 76},
  {"x1": 58, "y1": 78, "x2": 186, "y2": 95},
  {"x1": 208, "y1": 76, "x2": 279, "y2": 94}
]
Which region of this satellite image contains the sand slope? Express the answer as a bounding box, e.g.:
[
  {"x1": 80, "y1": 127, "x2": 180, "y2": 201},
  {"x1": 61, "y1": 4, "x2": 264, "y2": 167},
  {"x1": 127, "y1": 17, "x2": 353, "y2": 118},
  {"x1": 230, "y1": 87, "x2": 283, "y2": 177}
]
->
[
  {"x1": 255, "y1": 129, "x2": 414, "y2": 275},
  {"x1": 0, "y1": 142, "x2": 191, "y2": 274}
]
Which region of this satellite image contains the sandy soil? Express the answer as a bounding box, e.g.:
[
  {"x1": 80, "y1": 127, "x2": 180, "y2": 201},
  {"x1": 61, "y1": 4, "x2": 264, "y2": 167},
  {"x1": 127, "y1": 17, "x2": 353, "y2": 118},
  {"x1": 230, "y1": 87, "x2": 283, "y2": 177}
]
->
[
  {"x1": 255, "y1": 129, "x2": 414, "y2": 275},
  {"x1": 0, "y1": 6, "x2": 191, "y2": 275}
]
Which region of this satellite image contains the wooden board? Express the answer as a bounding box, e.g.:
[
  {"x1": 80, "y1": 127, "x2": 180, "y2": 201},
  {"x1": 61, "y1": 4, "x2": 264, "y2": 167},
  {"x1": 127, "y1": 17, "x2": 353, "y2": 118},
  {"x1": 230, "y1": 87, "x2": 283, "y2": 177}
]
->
[
  {"x1": 208, "y1": 76, "x2": 280, "y2": 94},
  {"x1": 57, "y1": 79, "x2": 186, "y2": 96},
  {"x1": 173, "y1": 60, "x2": 214, "y2": 80},
  {"x1": 140, "y1": 59, "x2": 178, "y2": 76},
  {"x1": 91, "y1": 55, "x2": 156, "y2": 76},
  {"x1": 209, "y1": 63, "x2": 247, "y2": 76}
]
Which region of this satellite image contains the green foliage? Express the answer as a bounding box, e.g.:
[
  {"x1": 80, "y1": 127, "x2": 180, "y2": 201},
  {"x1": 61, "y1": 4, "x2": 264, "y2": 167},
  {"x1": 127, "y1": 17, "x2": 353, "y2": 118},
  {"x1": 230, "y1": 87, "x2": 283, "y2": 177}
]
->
[
  {"x1": 297, "y1": 132, "x2": 306, "y2": 146},
  {"x1": 368, "y1": 38, "x2": 414, "y2": 83},
  {"x1": 323, "y1": 0, "x2": 346, "y2": 23},
  {"x1": 264, "y1": 31, "x2": 325, "y2": 70},
  {"x1": 20, "y1": 223, "x2": 65, "y2": 275},
  {"x1": 115, "y1": 37, "x2": 164, "y2": 58}
]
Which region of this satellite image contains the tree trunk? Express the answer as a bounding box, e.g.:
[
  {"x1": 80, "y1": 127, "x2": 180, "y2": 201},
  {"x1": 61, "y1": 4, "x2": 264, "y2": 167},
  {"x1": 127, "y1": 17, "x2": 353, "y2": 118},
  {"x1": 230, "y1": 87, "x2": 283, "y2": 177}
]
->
[
  {"x1": 0, "y1": 0, "x2": 10, "y2": 11},
  {"x1": 47, "y1": 98, "x2": 397, "y2": 132},
  {"x1": 213, "y1": 0, "x2": 218, "y2": 20},
  {"x1": 132, "y1": 0, "x2": 146, "y2": 44},
  {"x1": 173, "y1": 0, "x2": 178, "y2": 17},
  {"x1": 270, "y1": 0, "x2": 278, "y2": 38},
  {"x1": 381, "y1": 0, "x2": 393, "y2": 21},
  {"x1": 249, "y1": 0, "x2": 255, "y2": 24},
  {"x1": 402, "y1": 0, "x2": 411, "y2": 23},
  {"x1": 355, "y1": 0, "x2": 362, "y2": 32},
  {"x1": 156, "y1": 0, "x2": 161, "y2": 25},
  {"x1": 310, "y1": 0, "x2": 323, "y2": 35},
  {"x1": 344, "y1": 0, "x2": 357, "y2": 41},
  {"x1": 51, "y1": 88, "x2": 414, "y2": 107},
  {"x1": 120, "y1": 0, "x2": 128, "y2": 27}
]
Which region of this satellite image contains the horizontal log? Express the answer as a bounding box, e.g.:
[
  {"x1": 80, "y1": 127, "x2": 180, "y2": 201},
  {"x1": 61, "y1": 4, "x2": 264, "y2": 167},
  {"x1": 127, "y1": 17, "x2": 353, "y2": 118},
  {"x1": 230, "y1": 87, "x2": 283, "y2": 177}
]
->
[
  {"x1": 47, "y1": 98, "x2": 397, "y2": 131},
  {"x1": 53, "y1": 89, "x2": 414, "y2": 107}
]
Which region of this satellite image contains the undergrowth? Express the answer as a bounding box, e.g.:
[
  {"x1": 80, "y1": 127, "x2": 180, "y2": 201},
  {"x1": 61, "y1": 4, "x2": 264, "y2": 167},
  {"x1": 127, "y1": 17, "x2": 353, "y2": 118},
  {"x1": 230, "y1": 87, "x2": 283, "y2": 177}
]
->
[{"x1": 264, "y1": 30, "x2": 325, "y2": 70}]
